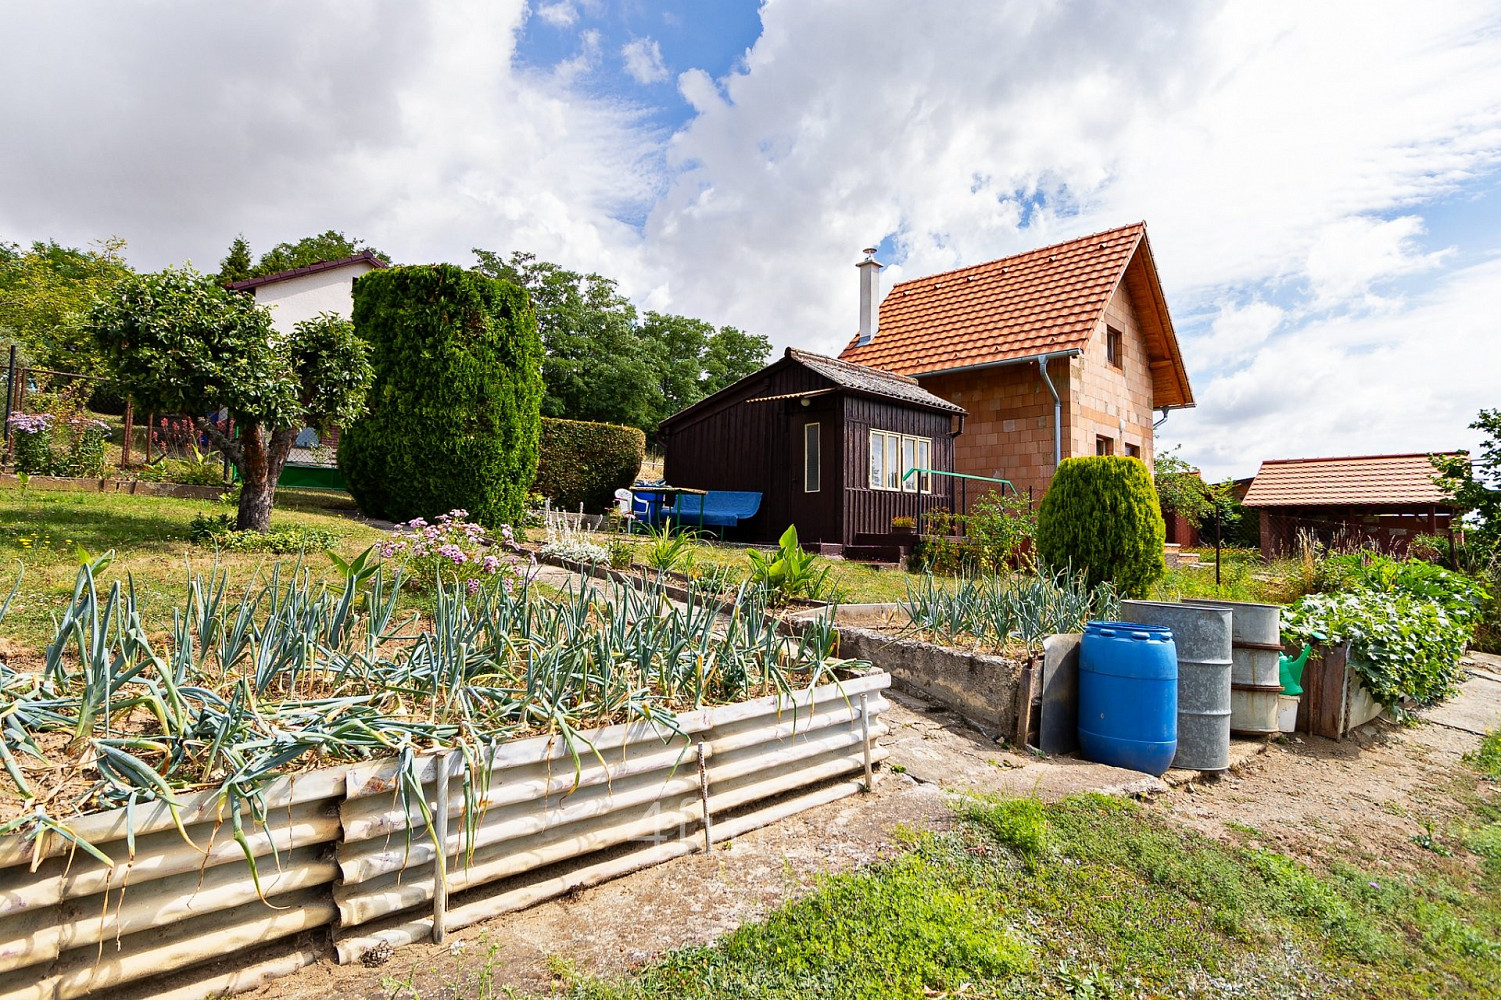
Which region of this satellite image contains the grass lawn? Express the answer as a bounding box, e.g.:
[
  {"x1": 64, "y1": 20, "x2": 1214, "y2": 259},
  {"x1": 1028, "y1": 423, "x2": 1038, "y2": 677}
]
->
[
  {"x1": 0, "y1": 485, "x2": 386, "y2": 653},
  {"x1": 1150, "y1": 546, "x2": 1311, "y2": 606},
  {"x1": 527, "y1": 782, "x2": 1501, "y2": 999}
]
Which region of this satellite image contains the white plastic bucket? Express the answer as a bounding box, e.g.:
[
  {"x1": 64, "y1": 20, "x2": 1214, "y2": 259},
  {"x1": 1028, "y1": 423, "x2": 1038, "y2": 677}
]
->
[{"x1": 1277, "y1": 694, "x2": 1300, "y2": 733}]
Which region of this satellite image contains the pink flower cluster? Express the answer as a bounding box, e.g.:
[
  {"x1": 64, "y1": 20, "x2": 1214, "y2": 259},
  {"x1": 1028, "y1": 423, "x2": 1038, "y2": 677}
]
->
[
  {"x1": 6, "y1": 413, "x2": 52, "y2": 434},
  {"x1": 378, "y1": 509, "x2": 530, "y2": 591}
]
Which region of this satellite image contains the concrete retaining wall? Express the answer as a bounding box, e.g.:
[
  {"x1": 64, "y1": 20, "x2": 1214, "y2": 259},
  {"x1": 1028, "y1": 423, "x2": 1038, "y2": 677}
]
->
[{"x1": 833, "y1": 625, "x2": 1025, "y2": 738}]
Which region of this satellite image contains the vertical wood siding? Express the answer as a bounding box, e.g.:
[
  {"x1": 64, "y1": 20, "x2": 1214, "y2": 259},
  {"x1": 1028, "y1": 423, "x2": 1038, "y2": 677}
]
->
[
  {"x1": 842, "y1": 396, "x2": 957, "y2": 543},
  {"x1": 662, "y1": 359, "x2": 960, "y2": 547}
]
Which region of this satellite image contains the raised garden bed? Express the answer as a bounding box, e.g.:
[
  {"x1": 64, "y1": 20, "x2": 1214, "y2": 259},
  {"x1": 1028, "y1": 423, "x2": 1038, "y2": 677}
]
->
[
  {"x1": 0, "y1": 672, "x2": 889, "y2": 999},
  {"x1": 0, "y1": 556, "x2": 888, "y2": 998},
  {"x1": 1296, "y1": 642, "x2": 1393, "y2": 739},
  {"x1": 0, "y1": 473, "x2": 225, "y2": 500}
]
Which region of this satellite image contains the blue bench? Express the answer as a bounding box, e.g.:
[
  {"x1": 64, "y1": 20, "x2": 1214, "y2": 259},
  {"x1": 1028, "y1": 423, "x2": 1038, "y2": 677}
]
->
[{"x1": 670, "y1": 490, "x2": 762, "y2": 530}]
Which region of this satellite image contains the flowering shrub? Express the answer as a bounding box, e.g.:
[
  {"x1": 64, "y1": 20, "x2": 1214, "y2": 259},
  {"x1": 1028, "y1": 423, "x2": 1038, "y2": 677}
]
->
[
  {"x1": 379, "y1": 510, "x2": 533, "y2": 592},
  {"x1": 7, "y1": 413, "x2": 53, "y2": 475},
  {"x1": 5, "y1": 413, "x2": 110, "y2": 477}
]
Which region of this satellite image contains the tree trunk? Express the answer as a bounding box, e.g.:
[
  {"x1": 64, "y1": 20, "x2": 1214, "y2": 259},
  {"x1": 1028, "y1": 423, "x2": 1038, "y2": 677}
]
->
[{"x1": 235, "y1": 424, "x2": 300, "y2": 532}]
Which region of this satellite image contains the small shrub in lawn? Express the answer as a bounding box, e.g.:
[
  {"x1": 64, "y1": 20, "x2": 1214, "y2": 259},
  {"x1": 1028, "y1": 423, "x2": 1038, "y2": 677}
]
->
[
  {"x1": 189, "y1": 512, "x2": 340, "y2": 554},
  {"x1": 641, "y1": 521, "x2": 697, "y2": 574},
  {"x1": 6, "y1": 413, "x2": 111, "y2": 477},
  {"x1": 533, "y1": 417, "x2": 646, "y2": 514},
  {"x1": 1036, "y1": 456, "x2": 1165, "y2": 597},
  {"x1": 747, "y1": 524, "x2": 837, "y2": 602},
  {"x1": 536, "y1": 516, "x2": 611, "y2": 566},
  {"x1": 134, "y1": 445, "x2": 227, "y2": 486},
  {"x1": 606, "y1": 537, "x2": 635, "y2": 570}
]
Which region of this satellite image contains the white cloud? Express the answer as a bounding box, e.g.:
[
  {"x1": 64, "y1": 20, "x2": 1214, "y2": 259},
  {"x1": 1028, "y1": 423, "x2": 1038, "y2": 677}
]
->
[
  {"x1": 1161, "y1": 255, "x2": 1501, "y2": 479},
  {"x1": 621, "y1": 37, "x2": 668, "y2": 85},
  {"x1": 0, "y1": 2, "x2": 657, "y2": 283},
  {"x1": 1183, "y1": 300, "x2": 1284, "y2": 373},
  {"x1": 534, "y1": 2, "x2": 576, "y2": 28},
  {"x1": 631, "y1": 0, "x2": 1501, "y2": 477},
  {"x1": 1304, "y1": 215, "x2": 1449, "y2": 310},
  {"x1": 2, "y1": 0, "x2": 1500, "y2": 478}
]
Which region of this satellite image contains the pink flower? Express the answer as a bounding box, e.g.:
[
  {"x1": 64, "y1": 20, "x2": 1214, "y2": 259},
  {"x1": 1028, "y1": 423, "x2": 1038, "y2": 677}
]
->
[
  {"x1": 407, "y1": 517, "x2": 428, "y2": 528},
  {"x1": 481, "y1": 555, "x2": 501, "y2": 574},
  {"x1": 466, "y1": 578, "x2": 481, "y2": 594}
]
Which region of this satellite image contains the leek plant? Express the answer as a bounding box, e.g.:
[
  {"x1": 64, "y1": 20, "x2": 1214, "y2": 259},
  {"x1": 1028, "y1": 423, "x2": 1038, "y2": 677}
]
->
[
  {"x1": 0, "y1": 549, "x2": 863, "y2": 873},
  {"x1": 902, "y1": 565, "x2": 1120, "y2": 653}
]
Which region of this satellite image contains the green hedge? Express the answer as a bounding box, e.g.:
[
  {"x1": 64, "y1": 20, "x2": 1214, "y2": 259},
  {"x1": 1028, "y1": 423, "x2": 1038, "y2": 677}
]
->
[
  {"x1": 533, "y1": 417, "x2": 645, "y2": 514},
  {"x1": 1036, "y1": 456, "x2": 1165, "y2": 597},
  {"x1": 338, "y1": 265, "x2": 544, "y2": 526}
]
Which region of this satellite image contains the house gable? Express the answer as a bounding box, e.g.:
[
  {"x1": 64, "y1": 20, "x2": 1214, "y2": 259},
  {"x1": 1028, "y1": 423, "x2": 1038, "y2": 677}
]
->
[{"x1": 838, "y1": 223, "x2": 1193, "y2": 410}]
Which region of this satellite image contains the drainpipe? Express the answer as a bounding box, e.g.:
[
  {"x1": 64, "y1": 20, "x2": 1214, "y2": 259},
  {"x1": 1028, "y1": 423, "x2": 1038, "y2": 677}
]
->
[
  {"x1": 1153, "y1": 406, "x2": 1170, "y2": 430},
  {"x1": 1037, "y1": 353, "x2": 1064, "y2": 471}
]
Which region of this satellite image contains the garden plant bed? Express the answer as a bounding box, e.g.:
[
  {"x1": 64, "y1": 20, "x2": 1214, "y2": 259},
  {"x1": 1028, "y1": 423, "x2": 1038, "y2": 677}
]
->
[
  {"x1": 0, "y1": 671, "x2": 889, "y2": 1000},
  {"x1": 0, "y1": 547, "x2": 890, "y2": 999}
]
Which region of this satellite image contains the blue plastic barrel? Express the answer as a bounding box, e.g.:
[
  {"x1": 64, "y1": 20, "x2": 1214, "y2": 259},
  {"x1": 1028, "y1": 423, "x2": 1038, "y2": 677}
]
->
[{"x1": 1078, "y1": 621, "x2": 1179, "y2": 776}]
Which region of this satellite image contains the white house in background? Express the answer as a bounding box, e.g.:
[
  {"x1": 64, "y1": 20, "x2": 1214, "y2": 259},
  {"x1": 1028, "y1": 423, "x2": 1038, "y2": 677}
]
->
[{"x1": 225, "y1": 251, "x2": 386, "y2": 334}]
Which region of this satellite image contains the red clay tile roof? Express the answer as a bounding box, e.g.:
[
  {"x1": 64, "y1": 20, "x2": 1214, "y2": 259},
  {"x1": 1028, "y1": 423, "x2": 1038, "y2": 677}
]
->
[
  {"x1": 226, "y1": 251, "x2": 388, "y2": 291},
  {"x1": 1241, "y1": 453, "x2": 1465, "y2": 508},
  {"x1": 837, "y1": 222, "x2": 1193, "y2": 408}
]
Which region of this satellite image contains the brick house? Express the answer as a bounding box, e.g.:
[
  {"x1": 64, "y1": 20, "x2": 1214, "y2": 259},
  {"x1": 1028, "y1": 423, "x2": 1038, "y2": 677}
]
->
[{"x1": 838, "y1": 223, "x2": 1195, "y2": 505}]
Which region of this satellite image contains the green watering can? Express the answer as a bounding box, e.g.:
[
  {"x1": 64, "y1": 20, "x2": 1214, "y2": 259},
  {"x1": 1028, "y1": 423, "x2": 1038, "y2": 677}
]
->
[{"x1": 1279, "y1": 645, "x2": 1312, "y2": 697}]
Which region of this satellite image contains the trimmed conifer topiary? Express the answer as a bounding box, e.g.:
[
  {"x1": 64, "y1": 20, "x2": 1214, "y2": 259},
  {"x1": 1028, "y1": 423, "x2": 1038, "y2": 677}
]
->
[
  {"x1": 533, "y1": 417, "x2": 646, "y2": 514},
  {"x1": 339, "y1": 265, "x2": 544, "y2": 527},
  {"x1": 1036, "y1": 456, "x2": 1166, "y2": 597}
]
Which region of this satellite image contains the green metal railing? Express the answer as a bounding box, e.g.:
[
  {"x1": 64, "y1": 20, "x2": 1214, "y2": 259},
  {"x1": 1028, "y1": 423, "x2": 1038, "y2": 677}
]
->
[{"x1": 899, "y1": 468, "x2": 1019, "y2": 537}]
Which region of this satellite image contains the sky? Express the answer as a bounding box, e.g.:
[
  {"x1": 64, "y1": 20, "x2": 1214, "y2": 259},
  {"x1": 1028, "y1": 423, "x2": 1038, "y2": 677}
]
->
[{"x1": 2, "y1": 0, "x2": 1499, "y2": 480}]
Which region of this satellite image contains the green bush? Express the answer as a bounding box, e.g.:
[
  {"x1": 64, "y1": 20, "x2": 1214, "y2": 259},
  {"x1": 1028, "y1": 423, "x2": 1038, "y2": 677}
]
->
[
  {"x1": 533, "y1": 417, "x2": 644, "y2": 513},
  {"x1": 338, "y1": 265, "x2": 544, "y2": 527},
  {"x1": 1036, "y1": 456, "x2": 1165, "y2": 597},
  {"x1": 1284, "y1": 589, "x2": 1471, "y2": 713}
]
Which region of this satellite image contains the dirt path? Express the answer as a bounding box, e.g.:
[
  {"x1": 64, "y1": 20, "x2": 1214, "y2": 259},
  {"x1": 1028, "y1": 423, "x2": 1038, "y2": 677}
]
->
[{"x1": 1154, "y1": 655, "x2": 1499, "y2": 883}]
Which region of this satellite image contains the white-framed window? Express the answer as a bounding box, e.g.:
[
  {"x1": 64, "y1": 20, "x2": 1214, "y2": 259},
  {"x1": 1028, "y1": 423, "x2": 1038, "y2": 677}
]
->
[
  {"x1": 803, "y1": 422, "x2": 821, "y2": 493},
  {"x1": 869, "y1": 430, "x2": 933, "y2": 492}
]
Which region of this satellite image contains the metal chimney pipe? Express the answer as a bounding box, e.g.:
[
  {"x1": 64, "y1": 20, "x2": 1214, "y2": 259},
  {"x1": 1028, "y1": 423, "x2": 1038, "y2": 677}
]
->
[{"x1": 856, "y1": 247, "x2": 882, "y2": 345}]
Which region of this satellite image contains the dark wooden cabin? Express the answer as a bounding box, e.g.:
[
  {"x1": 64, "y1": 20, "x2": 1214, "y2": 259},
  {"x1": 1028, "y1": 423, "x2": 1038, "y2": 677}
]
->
[{"x1": 659, "y1": 348, "x2": 966, "y2": 555}]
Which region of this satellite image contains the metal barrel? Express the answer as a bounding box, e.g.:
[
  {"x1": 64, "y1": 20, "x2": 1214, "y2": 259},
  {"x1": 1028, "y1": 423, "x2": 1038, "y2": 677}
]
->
[
  {"x1": 1120, "y1": 600, "x2": 1233, "y2": 771},
  {"x1": 1184, "y1": 598, "x2": 1282, "y2": 735}
]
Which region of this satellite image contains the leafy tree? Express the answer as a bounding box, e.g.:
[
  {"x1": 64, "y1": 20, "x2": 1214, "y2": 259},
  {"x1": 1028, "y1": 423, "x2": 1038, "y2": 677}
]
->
[
  {"x1": 639, "y1": 312, "x2": 772, "y2": 423},
  {"x1": 1434, "y1": 409, "x2": 1501, "y2": 555},
  {"x1": 0, "y1": 237, "x2": 132, "y2": 371},
  {"x1": 86, "y1": 268, "x2": 372, "y2": 531},
  {"x1": 472, "y1": 249, "x2": 771, "y2": 434},
  {"x1": 217, "y1": 235, "x2": 253, "y2": 284},
  {"x1": 473, "y1": 249, "x2": 656, "y2": 427},
  {"x1": 250, "y1": 230, "x2": 390, "y2": 278},
  {"x1": 703, "y1": 323, "x2": 771, "y2": 395},
  {"x1": 1153, "y1": 446, "x2": 1241, "y2": 536}
]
